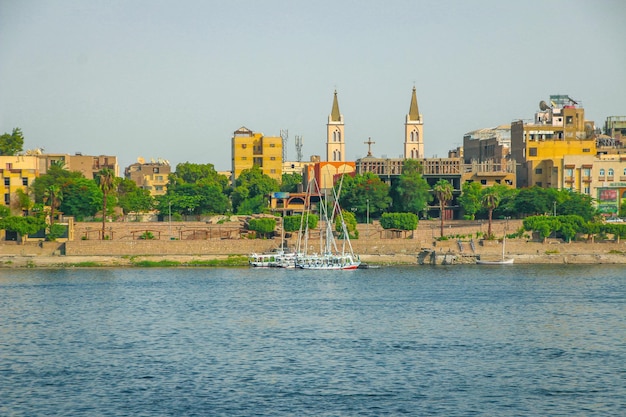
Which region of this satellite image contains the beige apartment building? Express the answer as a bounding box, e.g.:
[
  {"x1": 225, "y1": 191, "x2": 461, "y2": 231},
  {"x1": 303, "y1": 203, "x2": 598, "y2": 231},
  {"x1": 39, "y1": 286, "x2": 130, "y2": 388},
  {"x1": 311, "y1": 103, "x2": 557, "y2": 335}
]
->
[
  {"x1": 124, "y1": 158, "x2": 171, "y2": 196},
  {"x1": 37, "y1": 153, "x2": 119, "y2": 179}
]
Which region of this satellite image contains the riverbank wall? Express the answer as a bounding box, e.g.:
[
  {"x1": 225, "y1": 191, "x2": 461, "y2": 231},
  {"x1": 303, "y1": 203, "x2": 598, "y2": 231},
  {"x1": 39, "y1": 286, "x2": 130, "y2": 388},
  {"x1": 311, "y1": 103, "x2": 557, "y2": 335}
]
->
[{"x1": 1, "y1": 219, "x2": 626, "y2": 267}]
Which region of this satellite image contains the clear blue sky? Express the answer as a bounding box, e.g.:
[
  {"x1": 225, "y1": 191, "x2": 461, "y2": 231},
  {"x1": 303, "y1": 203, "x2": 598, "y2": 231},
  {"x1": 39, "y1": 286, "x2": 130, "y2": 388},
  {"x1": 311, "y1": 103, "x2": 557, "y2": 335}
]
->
[{"x1": 1, "y1": 0, "x2": 625, "y2": 172}]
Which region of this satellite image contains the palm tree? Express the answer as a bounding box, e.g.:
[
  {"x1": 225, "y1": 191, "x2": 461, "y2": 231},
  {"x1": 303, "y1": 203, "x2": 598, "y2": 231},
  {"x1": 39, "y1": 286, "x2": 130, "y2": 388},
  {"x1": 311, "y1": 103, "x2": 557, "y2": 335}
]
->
[
  {"x1": 97, "y1": 168, "x2": 116, "y2": 240},
  {"x1": 43, "y1": 185, "x2": 62, "y2": 226},
  {"x1": 481, "y1": 188, "x2": 501, "y2": 239},
  {"x1": 433, "y1": 179, "x2": 453, "y2": 238}
]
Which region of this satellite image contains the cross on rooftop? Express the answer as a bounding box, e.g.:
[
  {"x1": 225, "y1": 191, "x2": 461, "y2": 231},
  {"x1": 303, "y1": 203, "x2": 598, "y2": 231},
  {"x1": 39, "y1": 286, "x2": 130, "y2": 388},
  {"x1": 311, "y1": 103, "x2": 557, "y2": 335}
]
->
[{"x1": 364, "y1": 137, "x2": 375, "y2": 156}]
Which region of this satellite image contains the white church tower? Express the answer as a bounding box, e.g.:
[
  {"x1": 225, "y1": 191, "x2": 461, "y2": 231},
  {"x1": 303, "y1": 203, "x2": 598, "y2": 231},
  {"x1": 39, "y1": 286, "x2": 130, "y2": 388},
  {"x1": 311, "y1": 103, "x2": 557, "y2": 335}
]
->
[
  {"x1": 404, "y1": 86, "x2": 424, "y2": 159},
  {"x1": 326, "y1": 90, "x2": 345, "y2": 162}
]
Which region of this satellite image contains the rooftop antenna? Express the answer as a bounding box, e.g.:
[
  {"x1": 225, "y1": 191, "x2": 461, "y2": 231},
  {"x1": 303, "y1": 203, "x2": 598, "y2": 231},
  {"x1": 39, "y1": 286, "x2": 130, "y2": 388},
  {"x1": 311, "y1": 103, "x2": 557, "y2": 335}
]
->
[
  {"x1": 280, "y1": 129, "x2": 288, "y2": 161},
  {"x1": 295, "y1": 135, "x2": 303, "y2": 162}
]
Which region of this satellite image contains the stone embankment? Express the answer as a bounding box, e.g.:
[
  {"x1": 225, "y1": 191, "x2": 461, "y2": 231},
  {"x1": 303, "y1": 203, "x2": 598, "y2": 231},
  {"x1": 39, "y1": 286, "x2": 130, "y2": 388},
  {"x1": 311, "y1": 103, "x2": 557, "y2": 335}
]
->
[{"x1": 1, "y1": 219, "x2": 625, "y2": 267}]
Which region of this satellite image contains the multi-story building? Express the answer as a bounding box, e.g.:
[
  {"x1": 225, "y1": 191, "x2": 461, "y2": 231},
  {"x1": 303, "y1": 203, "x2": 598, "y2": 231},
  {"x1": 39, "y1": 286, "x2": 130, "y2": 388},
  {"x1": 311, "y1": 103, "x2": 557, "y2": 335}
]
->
[
  {"x1": 463, "y1": 125, "x2": 511, "y2": 164},
  {"x1": 0, "y1": 155, "x2": 40, "y2": 211},
  {"x1": 511, "y1": 95, "x2": 596, "y2": 188},
  {"x1": 36, "y1": 152, "x2": 119, "y2": 179},
  {"x1": 231, "y1": 126, "x2": 282, "y2": 183},
  {"x1": 604, "y1": 116, "x2": 626, "y2": 144},
  {"x1": 124, "y1": 158, "x2": 171, "y2": 196}
]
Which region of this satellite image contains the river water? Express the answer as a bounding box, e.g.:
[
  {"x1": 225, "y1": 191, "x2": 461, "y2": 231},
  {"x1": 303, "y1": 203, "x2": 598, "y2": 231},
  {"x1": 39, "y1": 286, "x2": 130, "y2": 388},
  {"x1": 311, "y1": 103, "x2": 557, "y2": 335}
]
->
[{"x1": 1, "y1": 265, "x2": 624, "y2": 416}]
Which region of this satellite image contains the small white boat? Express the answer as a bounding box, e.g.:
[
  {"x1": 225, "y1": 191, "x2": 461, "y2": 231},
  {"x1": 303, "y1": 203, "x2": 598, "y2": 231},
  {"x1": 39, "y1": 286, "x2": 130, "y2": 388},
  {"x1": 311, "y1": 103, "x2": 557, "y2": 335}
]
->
[
  {"x1": 476, "y1": 235, "x2": 514, "y2": 265},
  {"x1": 249, "y1": 250, "x2": 296, "y2": 268},
  {"x1": 476, "y1": 257, "x2": 514, "y2": 265}
]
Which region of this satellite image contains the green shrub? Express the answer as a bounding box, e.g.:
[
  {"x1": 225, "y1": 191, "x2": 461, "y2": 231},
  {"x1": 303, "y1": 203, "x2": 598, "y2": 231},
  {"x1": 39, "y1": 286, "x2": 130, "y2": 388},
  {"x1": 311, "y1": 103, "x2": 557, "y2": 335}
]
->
[
  {"x1": 139, "y1": 231, "x2": 155, "y2": 240},
  {"x1": 380, "y1": 212, "x2": 418, "y2": 230},
  {"x1": 283, "y1": 214, "x2": 318, "y2": 232},
  {"x1": 248, "y1": 218, "x2": 276, "y2": 239}
]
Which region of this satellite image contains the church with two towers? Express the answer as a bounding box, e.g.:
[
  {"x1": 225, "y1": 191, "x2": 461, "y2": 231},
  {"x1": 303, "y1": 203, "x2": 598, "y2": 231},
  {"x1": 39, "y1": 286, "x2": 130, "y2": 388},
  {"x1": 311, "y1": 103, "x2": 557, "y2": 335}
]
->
[{"x1": 325, "y1": 87, "x2": 425, "y2": 163}]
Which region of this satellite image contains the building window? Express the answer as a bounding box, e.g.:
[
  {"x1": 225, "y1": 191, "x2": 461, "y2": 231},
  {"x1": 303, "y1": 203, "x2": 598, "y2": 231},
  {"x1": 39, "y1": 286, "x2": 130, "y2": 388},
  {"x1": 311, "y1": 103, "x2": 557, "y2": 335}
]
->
[
  {"x1": 155, "y1": 176, "x2": 163, "y2": 181},
  {"x1": 242, "y1": 157, "x2": 247, "y2": 160},
  {"x1": 4, "y1": 193, "x2": 9, "y2": 204},
  {"x1": 242, "y1": 144, "x2": 247, "y2": 148},
  {"x1": 599, "y1": 169, "x2": 605, "y2": 176},
  {"x1": 584, "y1": 186, "x2": 590, "y2": 194},
  {"x1": 608, "y1": 168, "x2": 614, "y2": 176},
  {"x1": 4, "y1": 178, "x2": 9, "y2": 186},
  {"x1": 153, "y1": 167, "x2": 159, "y2": 173},
  {"x1": 536, "y1": 182, "x2": 542, "y2": 187},
  {"x1": 22, "y1": 178, "x2": 28, "y2": 186},
  {"x1": 565, "y1": 168, "x2": 573, "y2": 177},
  {"x1": 535, "y1": 168, "x2": 542, "y2": 174},
  {"x1": 529, "y1": 147, "x2": 537, "y2": 156},
  {"x1": 270, "y1": 169, "x2": 276, "y2": 174},
  {"x1": 270, "y1": 157, "x2": 276, "y2": 160},
  {"x1": 480, "y1": 179, "x2": 487, "y2": 185},
  {"x1": 566, "y1": 116, "x2": 573, "y2": 125},
  {"x1": 270, "y1": 143, "x2": 275, "y2": 147},
  {"x1": 583, "y1": 148, "x2": 590, "y2": 153},
  {"x1": 155, "y1": 185, "x2": 163, "y2": 191},
  {"x1": 583, "y1": 168, "x2": 591, "y2": 177}
]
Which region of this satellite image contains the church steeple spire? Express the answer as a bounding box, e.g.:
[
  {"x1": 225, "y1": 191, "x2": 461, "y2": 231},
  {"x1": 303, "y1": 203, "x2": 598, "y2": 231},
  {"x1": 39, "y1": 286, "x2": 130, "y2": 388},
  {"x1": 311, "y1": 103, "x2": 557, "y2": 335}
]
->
[
  {"x1": 330, "y1": 90, "x2": 341, "y2": 122},
  {"x1": 408, "y1": 86, "x2": 420, "y2": 121},
  {"x1": 404, "y1": 86, "x2": 424, "y2": 159},
  {"x1": 327, "y1": 90, "x2": 345, "y2": 162}
]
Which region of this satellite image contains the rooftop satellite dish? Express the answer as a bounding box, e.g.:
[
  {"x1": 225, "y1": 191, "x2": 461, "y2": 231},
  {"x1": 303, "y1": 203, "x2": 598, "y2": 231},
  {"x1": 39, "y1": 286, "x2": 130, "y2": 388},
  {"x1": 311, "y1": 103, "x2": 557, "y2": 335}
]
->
[{"x1": 539, "y1": 100, "x2": 550, "y2": 111}]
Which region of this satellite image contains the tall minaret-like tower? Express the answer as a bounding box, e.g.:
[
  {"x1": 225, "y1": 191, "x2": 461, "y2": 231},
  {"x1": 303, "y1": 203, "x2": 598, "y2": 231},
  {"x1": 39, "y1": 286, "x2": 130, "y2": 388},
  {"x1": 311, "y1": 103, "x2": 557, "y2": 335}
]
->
[
  {"x1": 404, "y1": 86, "x2": 424, "y2": 159},
  {"x1": 326, "y1": 90, "x2": 345, "y2": 162}
]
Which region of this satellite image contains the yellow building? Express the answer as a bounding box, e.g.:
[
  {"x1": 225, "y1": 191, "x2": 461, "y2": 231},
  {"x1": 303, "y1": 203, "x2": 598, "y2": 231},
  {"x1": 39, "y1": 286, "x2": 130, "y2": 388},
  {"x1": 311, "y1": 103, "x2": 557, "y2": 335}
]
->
[
  {"x1": 511, "y1": 95, "x2": 596, "y2": 188},
  {"x1": 231, "y1": 126, "x2": 282, "y2": 183},
  {"x1": 0, "y1": 155, "x2": 40, "y2": 212}
]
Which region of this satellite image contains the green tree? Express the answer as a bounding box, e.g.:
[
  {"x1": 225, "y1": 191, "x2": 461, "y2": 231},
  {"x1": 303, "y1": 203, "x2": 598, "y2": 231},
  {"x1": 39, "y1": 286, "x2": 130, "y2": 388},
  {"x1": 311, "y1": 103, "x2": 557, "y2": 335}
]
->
[
  {"x1": 335, "y1": 210, "x2": 358, "y2": 239},
  {"x1": 433, "y1": 179, "x2": 453, "y2": 237},
  {"x1": 15, "y1": 188, "x2": 33, "y2": 215},
  {"x1": 514, "y1": 186, "x2": 559, "y2": 217},
  {"x1": 458, "y1": 182, "x2": 482, "y2": 220},
  {"x1": 161, "y1": 162, "x2": 231, "y2": 217},
  {"x1": 337, "y1": 173, "x2": 391, "y2": 222},
  {"x1": 232, "y1": 166, "x2": 279, "y2": 214},
  {"x1": 280, "y1": 173, "x2": 303, "y2": 193},
  {"x1": 558, "y1": 190, "x2": 596, "y2": 221},
  {"x1": 0, "y1": 127, "x2": 24, "y2": 156},
  {"x1": 0, "y1": 205, "x2": 10, "y2": 218},
  {"x1": 172, "y1": 162, "x2": 229, "y2": 190},
  {"x1": 59, "y1": 178, "x2": 102, "y2": 220},
  {"x1": 392, "y1": 159, "x2": 432, "y2": 215},
  {"x1": 117, "y1": 178, "x2": 154, "y2": 217},
  {"x1": 481, "y1": 187, "x2": 501, "y2": 239},
  {"x1": 96, "y1": 168, "x2": 116, "y2": 240},
  {"x1": 283, "y1": 214, "x2": 318, "y2": 233},
  {"x1": 0, "y1": 216, "x2": 45, "y2": 243},
  {"x1": 491, "y1": 185, "x2": 519, "y2": 219}
]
